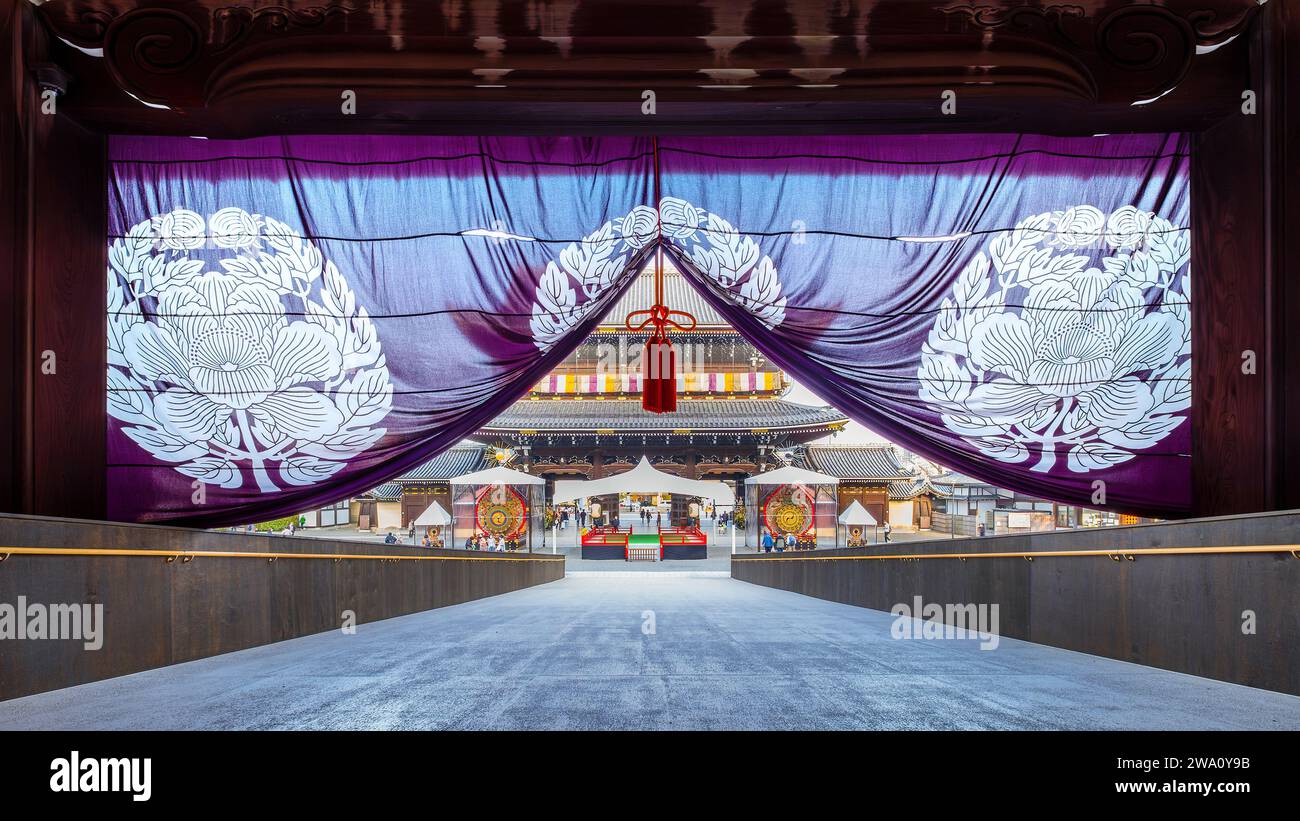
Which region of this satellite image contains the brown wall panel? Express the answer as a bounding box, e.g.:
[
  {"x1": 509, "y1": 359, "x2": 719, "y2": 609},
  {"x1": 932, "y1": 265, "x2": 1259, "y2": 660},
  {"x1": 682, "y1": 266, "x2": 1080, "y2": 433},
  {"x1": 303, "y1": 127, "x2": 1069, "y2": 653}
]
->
[
  {"x1": 1189, "y1": 4, "x2": 1300, "y2": 515},
  {"x1": 1192, "y1": 118, "x2": 1268, "y2": 514},
  {"x1": 30, "y1": 115, "x2": 106, "y2": 519},
  {"x1": 733, "y1": 510, "x2": 1300, "y2": 695},
  {"x1": 0, "y1": 514, "x2": 564, "y2": 700},
  {"x1": 1, "y1": 3, "x2": 108, "y2": 520},
  {"x1": 1268, "y1": 0, "x2": 1300, "y2": 509}
]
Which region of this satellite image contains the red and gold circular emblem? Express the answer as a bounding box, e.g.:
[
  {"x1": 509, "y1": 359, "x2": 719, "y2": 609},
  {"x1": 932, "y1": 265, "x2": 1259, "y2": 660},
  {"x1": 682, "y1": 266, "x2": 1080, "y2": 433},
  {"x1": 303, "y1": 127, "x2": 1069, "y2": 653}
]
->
[
  {"x1": 762, "y1": 484, "x2": 814, "y2": 537},
  {"x1": 475, "y1": 485, "x2": 527, "y2": 539}
]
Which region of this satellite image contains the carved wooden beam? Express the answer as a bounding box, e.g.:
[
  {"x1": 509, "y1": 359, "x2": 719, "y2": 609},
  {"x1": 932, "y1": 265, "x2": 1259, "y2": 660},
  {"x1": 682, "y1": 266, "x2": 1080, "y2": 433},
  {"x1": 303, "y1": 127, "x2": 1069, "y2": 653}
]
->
[{"x1": 31, "y1": 0, "x2": 1263, "y2": 134}]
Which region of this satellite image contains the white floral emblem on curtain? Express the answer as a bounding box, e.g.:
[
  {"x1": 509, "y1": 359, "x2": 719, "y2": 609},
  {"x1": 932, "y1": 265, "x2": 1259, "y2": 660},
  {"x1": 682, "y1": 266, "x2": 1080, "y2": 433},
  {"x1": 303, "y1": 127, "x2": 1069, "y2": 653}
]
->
[
  {"x1": 530, "y1": 197, "x2": 786, "y2": 351},
  {"x1": 108, "y1": 208, "x2": 393, "y2": 493},
  {"x1": 918, "y1": 205, "x2": 1191, "y2": 473}
]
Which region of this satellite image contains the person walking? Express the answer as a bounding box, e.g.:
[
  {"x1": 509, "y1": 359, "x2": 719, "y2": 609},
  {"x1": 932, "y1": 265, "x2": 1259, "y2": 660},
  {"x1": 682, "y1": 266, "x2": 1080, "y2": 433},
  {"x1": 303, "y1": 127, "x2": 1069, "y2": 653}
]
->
[
  {"x1": 883, "y1": 521, "x2": 893, "y2": 543},
  {"x1": 785, "y1": 532, "x2": 797, "y2": 551},
  {"x1": 762, "y1": 531, "x2": 774, "y2": 553}
]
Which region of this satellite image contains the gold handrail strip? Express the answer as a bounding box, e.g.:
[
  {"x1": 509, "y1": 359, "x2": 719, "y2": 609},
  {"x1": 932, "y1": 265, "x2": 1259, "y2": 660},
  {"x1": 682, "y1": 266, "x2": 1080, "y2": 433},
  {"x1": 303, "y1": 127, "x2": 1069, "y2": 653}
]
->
[
  {"x1": 0, "y1": 546, "x2": 564, "y2": 563},
  {"x1": 732, "y1": 545, "x2": 1300, "y2": 562}
]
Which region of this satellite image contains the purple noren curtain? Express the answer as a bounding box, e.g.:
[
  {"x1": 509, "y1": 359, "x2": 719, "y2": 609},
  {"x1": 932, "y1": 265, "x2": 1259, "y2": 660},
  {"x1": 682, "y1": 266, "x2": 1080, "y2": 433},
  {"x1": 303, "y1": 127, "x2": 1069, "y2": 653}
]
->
[
  {"x1": 659, "y1": 134, "x2": 1190, "y2": 516},
  {"x1": 108, "y1": 136, "x2": 655, "y2": 525},
  {"x1": 107, "y1": 134, "x2": 1189, "y2": 525}
]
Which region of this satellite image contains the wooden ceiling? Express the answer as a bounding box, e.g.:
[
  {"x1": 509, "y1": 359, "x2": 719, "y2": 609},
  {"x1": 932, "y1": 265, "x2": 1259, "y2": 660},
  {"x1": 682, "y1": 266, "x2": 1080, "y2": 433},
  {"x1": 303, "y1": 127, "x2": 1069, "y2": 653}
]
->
[{"x1": 31, "y1": 0, "x2": 1264, "y2": 135}]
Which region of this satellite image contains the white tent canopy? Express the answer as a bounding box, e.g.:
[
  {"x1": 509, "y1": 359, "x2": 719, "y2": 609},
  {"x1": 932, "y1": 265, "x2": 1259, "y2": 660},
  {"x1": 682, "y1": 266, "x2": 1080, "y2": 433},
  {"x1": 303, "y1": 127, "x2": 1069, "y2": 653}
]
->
[
  {"x1": 744, "y1": 465, "x2": 840, "y2": 486},
  {"x1": 552, "y1": 457, "x2": 735, "y2": 506},
  {"x1": 837, "y1": 500, "x2": 878, "y2": 526},
  {"x1": 448, "y1": 465, "x2": 545, "y2": 486},
  {"x1": 412, "y1": 500, "x2": 452, "y2": 527}
]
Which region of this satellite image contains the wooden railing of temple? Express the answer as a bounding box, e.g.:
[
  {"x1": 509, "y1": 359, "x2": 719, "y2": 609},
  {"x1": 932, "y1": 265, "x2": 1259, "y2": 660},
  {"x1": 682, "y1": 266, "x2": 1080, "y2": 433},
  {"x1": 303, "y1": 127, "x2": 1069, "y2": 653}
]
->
[
  {"x1": 0, "y1": 514, "x2": 564, "y2": 701},
  {"x1": 732, "y1": 509, "x2": 1300, "y2": 696}
]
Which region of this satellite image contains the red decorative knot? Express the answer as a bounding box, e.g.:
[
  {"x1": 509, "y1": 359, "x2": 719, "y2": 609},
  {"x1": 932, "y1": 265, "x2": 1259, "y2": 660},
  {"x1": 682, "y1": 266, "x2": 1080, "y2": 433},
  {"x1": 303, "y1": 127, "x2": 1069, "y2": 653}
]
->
[
  {"x1": 623, "y1": 136, "x2": 695, "y2": 414},
  {"x1": 625, "y1": 298, "x2": 697, "y2": 414}
]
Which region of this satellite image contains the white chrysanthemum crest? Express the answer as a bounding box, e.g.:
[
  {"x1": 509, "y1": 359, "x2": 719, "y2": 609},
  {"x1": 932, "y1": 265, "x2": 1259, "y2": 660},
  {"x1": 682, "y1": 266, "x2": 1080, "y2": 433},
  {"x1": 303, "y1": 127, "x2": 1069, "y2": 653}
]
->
[
  {"x1": 529, "y1": 197, "x2": 785, "y2": 352},
  {"x1": 108, "y1": 208, "x2": 392, "y2": 493},
  {"x1": 918, "y1": 205, "x2": 1191, "y2": 474}
]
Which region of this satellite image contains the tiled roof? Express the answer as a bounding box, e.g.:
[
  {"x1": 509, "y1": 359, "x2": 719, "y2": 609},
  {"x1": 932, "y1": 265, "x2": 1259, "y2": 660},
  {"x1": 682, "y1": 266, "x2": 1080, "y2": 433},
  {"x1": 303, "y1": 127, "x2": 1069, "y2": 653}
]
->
[
  {"x1": 600, "y1": 268, "x2": 727, "y2": 328},
  {"x1": 361, "y1": 447, "x2": 488, "y2": 498},
  {"x1": 887, "y1": 476, "x2": 950, "y2": 500},
  {"x1": 368, "y1": 483, "x2": 403, "y2": 501},
  {"x1": 397, "y1": 447, "x2": 488, "y2": 480},
  {"x1": 482, "y1": 398, "x2": 848, "y2": 432},
  {"x1": 930, "y1": 471, "x2": 990, "y2": 487},
  {"x1": 806, "y1": 445, "x2": 912, "y2": 480}
]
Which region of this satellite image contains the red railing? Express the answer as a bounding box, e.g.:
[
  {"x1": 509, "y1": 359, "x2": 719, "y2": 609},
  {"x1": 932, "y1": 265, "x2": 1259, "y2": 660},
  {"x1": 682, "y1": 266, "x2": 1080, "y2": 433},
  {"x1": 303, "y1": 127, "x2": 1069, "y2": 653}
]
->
[
  {"x1": 581, "y1": 525, "x2": 632, "y2": 547},
  {"x1": 656, "y1": 526, "x2": 707, "y2": 558}
]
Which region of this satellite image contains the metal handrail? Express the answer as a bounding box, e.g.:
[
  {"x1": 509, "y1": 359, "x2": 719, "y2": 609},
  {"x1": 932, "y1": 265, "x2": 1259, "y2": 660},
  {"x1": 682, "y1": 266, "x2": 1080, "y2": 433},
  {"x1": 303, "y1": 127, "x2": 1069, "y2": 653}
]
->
[
  {"x1": 732, "y1": 545, "x2": 1300, "y2": 562},
  {"x1": 0, "y1": 546, "x2": 564, "y2": 563}
]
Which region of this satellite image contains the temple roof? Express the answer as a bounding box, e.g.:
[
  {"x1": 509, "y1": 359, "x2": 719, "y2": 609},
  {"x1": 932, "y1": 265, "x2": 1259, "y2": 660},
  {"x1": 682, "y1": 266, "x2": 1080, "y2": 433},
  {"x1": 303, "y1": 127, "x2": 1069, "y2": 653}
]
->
[
  {"x1": 481, "y1": 398, "x2": 847, "y2": 432},
  {"x1": 599, "y1": 268, "x2": 727, "y2": 329},
  {"x1": 362, "y1": 446, "x2": 489, "y2": 497},
  {"x1": 805, "y1": 445, "x2": 913, "y2": 481},
  {"x1": 887, "y1": 477, "x2": 950, "y2": 500},
  {"x1": 368, "y1": 483, "x2": 404, "y2": 501},
  {"x1": 930, "y1": 471, "x2": 992, "y2": 487},
  {"x1": 398, "y1": 446, "x2": 490, "y2": 480}
]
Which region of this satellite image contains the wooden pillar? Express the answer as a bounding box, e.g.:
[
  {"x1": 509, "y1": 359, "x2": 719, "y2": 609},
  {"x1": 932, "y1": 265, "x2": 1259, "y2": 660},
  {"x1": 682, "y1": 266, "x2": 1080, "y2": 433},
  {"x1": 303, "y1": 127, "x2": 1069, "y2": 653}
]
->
[
  {"x1": 1190, "y1": 3, "x2": 1299, "y2": 515},
  {"x1": 0, "y1": 4, "x2": 107, "y2": 519},
  {"x1": 1268, "y1": 0, "x2": 1300, "y2": 510}
]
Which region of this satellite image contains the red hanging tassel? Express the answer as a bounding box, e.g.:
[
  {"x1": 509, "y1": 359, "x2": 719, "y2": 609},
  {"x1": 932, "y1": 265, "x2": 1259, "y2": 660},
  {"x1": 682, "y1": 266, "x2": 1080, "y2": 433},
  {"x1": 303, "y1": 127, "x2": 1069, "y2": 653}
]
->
[
  {"x1": 642, "y1": 333, "x2": 676, "y2": 414},
  {"x1": 624, "y1": 136, "x2": 693, "y2": 414}
]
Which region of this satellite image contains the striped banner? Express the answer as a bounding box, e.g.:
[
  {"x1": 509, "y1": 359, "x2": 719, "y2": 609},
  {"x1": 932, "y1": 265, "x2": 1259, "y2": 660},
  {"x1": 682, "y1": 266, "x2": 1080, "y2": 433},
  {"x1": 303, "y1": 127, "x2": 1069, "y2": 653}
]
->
[{"x1": 535, "y1": 371, "x2": 777, "y2": 394}]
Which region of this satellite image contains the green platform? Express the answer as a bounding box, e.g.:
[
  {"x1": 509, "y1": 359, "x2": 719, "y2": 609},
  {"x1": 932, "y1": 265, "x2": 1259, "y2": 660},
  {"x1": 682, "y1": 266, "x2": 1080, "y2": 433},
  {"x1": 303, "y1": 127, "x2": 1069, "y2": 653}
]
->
[{"x1": 628, "y1": 533, "x2": 660, "y2": 545}]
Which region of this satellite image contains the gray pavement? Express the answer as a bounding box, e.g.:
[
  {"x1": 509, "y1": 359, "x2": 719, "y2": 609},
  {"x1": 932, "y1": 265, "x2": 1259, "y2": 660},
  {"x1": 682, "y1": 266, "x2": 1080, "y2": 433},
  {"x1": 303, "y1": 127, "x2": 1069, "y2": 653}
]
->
[{"x1": 1, "y1": 574, "x2": 1297, "y2": 730}]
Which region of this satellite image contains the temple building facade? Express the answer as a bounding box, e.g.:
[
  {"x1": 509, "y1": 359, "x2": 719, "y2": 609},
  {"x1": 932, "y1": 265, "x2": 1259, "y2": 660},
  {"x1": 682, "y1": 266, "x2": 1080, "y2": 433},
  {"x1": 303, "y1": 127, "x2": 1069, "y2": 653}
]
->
[
  {"x1": 470, "y1": 266, "x2": 849, "y2": 494},
  {"x1": 351, "y1": 266, "x2": 1087, "y2": 533},
  {"x1": 352, "y1": 446, "x2": 489, "y2": 532},
  {"x1": 800, "y1": 444, "x2": 948, "y2": 531},
  {"x1": 353, "y1": 266, "x2": 848, "y2": 529}
]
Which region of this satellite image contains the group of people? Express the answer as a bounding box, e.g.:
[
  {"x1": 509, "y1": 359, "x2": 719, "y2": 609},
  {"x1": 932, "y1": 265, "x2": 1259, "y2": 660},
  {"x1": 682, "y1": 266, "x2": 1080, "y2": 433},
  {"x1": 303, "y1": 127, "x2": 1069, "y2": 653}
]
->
[
  {"x1": 638, "y1": 507, "x2": 663, "y2": 527},
  {"x1": 381, "y1": 528, "x2": 503, "y2": 550},
  {"x1": 760, "y1": 531, "x2": 799, "y2": 553},
  {"x1": 549, "y1": 507, "x2": 587, "y2": 529},
  {"x1": 758, "y1": 521, "x2": 894, "y2": 552},
  {"x1": 467, "y1": 533, "x2": 509, "y2": 551}
]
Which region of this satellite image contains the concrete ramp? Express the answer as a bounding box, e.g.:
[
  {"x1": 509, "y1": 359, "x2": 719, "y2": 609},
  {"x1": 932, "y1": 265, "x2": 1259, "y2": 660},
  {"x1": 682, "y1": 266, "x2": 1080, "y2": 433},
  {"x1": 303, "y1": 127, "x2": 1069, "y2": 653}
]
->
[{"x1": 1, "y1": 575, "x2": 1297, "y2": 731}]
